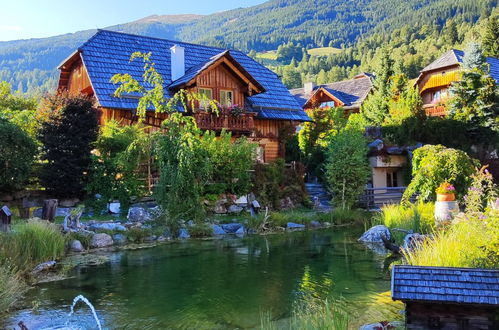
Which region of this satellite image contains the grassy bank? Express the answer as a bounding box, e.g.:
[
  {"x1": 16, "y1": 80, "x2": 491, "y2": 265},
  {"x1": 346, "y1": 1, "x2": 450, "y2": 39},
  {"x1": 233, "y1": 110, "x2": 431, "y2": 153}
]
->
[{"x1": 0, "y1": 220, "x2": 66, "y2": 315}]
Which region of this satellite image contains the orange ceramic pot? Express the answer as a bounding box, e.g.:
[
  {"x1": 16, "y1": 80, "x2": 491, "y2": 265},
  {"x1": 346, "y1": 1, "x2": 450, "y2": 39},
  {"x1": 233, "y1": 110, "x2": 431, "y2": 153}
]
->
[{"x1": 437, "y1": 193, "x2": 455, "y2": 202}]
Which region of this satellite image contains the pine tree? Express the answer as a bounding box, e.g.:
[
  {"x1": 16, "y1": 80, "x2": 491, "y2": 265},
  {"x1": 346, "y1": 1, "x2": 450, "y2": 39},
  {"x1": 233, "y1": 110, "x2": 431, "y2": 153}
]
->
[
  {"x1": 448, "y1": 43, "x2": 499, "y2": 131},
  {"x1": 482, "y1": 15, "x2": 499, "y2": 57}
]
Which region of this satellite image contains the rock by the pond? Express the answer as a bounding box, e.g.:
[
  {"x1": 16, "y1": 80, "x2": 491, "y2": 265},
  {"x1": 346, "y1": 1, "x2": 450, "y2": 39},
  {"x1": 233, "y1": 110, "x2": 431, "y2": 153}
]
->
[
  {"x1": 227, "y1": 205, "x2": 244, "y2": 214},
  {"x1": 251, "y1": 200, "x2": 261, "y2": 209},
  {"x1": 212, "y1": 224, "x2": 226, "y2": 235},
  {"x1": 112, "y1": 233, "x2": 127, "y2": 245},
  {"x1": 31, "y1": 261, "x2": 57, "y2": 274},
  {"x1": 235, "y1": 196, "x2": 248, "y2": 206},
  {"x1": 108, "y1": 202, "x2": 121, "y2": 214},
  {"x1": 235, "y1": 226, "x2": 245, "y2": 235},
  {"x1": 221, "y1": 223, "x2": 243, "y2": 233},
  {"x1": 90, "y1": 233, "x2": 114, "y2": 248},
  {"x1": 178, "y1": 228, "x2": 190, "y2": 239},
  {"x1": 70, "y1": 240, "x2": 85, "y2": 252},
  {"x1": 144, "y1": 235, "x2": 158, "y2": 242},
  {"x1": 287, "y1": 222, "x2": 305, "y2": 229},
  {"x1": 403, "y1": 233, "x2": 426, "y2": 250},
  {"x1": 310, "y1": 220, "x2": 321, "y2": 228},
  {"x1": 214, "y1": 203, "x2": 227, "y2": 214},
  {"x1": 247, "y1": 228, "x2": 257, "y2": 235},
  {"x1": 33, "y1": 207, "x2": 73, "y2": 218},
  {"x1": 358, "y1": 225, "x2": 391, "y2": 243},
  {"x1": 89, "y1": 222, "x2": 127, "y2": 232},
  {"x1": 127, "y1": 205, "x2": 158, "y2": 222},
  {"x1": 157, "y1": 235, "x2": 168, "y2": 242},
  {"x1": 59, "y1": 198, "x2": 80, "y2": 207}
]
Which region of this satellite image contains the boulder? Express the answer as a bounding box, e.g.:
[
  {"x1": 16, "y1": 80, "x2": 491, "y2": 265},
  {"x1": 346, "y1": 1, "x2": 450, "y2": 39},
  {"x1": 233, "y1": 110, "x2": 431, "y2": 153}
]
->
[
  {"x1": 33, "y1": 207, "x2": 73, "y2": 218},
  {"x1": 310, "y1": 220, "x2": 321, "y2": 228},
  {"x1": 227, "y1": 205, "x2": 243, "y2": 214},
  {"x1": 358, "y1": 225, "x2": 391, "y2": 243},
  {"x1": 89, "y1": 222, "x2": 127, "y2": 232},
  {"x1": 403, "y1": 233, "x2": 426, "y2": 250},
  {"x1": 178, "y1": 228, "x2": 190, "y2": 239},
  {"x1": 221, "y1": 223, "x2": 243, "y2": 233},
  {"x1": 212, "y1": 224, "x2": 226, "y2": 235},
  {"x1": 157, "y1": 235, "x2": 169, "y2": 242},
  {"x1": 235, "y1": 226, "x2": 245, "y2": 236},
  {"x1": 235, "y1": 196, "x2": 248, "y2": 206},
  {"x1": 144, "y1": 235, "x2": 158, "y2": 242},
  {"x1": 127, "y1": 205, "x2": 159, "y2": 222},
  {"x1": 287, "y1": 222, "x2": 305, "y2": 229},
  {"x1": 70, "y1": 240, "x2": 85, "y2": 252},
  {"x1": 90, "y1": 233, "x2": 114, "y2": 248},
  {"x1": 214, "y1": 204, "x2": 227, "y2": 214},
  {"x1": 112, "y1": 233, "x2": 127, "y2": 245},
  {"x1": 108, "y1": 202, "x2": 121, "y2": 214},
  {"x1": 251, "y1": 200, "x2": 261, "y2": 209},
  {"x1": 31, "y1": 261, "x2": 57, "y2": 274}
]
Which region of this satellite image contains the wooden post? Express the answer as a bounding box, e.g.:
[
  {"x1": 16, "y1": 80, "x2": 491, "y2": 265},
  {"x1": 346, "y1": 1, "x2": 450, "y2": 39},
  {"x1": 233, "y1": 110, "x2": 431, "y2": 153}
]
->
[
  {"x1": 0, "y1": 205, "x2": 12, "y2": 232},
  {"x1": 41, "y1": 199, "x2": 58, "y2": 222}
]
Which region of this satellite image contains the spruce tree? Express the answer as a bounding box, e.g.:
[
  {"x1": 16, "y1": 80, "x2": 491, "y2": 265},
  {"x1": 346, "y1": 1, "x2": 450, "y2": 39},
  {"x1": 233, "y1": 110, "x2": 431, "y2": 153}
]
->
[{"x1": 482, "y1": 15, "x2": 499, "y2": 57}]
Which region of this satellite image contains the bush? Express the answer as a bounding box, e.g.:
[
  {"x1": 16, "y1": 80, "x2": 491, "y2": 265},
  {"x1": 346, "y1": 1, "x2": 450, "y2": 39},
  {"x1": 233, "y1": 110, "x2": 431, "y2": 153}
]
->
[
  {"x1": 125, "y1": 227, "x2": 152, "y2": 243},
  {"x1": 86, "y1": 121, "x2": 149, "y2": 211},
  {"x1": 324, "y1": 129, "x2": 370, "y2": 209},
  {"x1": 188, "y1": 223, "x2": 212, "y2": 238},
  {"x1": 0, "y1": 118, "x2": 37, "y2": 193},
  {"x1": 38, "y1": 94, "x2": 99, "y2": 198},
  {"x1": 402, "y1": 145, "x2": 479, "y2": 202},
  {"x1": 0, "y1": 220, "x2": 66, "y2": 272}
]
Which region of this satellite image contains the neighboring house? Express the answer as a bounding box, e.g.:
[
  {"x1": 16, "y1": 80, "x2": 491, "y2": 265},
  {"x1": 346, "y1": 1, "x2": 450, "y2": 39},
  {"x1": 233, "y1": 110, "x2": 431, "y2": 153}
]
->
[
  {"x1": 57, "y1": 30, "x2": 310, "y2": 163},
  {"x1": 392, "y1": 265, "x2": 499, "y2": 330},
  {"x1": 415, "y1": 49, "x2": 499, "y2": 117},
  {"x1": 289, "y1": 73, "x2": 374, "y2": 114}
]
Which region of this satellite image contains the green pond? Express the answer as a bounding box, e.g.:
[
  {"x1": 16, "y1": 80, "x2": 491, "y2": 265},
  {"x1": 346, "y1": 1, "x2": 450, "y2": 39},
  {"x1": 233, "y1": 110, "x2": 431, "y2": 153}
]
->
[{"x1": 7, "y1": 228, "x2": 401, "y2": 329}]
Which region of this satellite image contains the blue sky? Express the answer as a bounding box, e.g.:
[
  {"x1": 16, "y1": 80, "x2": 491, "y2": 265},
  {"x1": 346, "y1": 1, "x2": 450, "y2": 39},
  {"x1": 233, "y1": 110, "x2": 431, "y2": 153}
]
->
[{"x1": 0, "y1": 0, "x2": 266, "y2": 41}]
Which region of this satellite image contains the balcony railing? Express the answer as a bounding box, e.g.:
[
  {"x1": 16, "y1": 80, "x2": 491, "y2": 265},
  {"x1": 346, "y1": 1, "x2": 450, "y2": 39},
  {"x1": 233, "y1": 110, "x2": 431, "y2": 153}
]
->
[
  {"x1": 193, "y1": 111, "x2": 255, "y2": 132},
  {"x1": 423, "y1": 104, "x2": 447, "y2": 117}
]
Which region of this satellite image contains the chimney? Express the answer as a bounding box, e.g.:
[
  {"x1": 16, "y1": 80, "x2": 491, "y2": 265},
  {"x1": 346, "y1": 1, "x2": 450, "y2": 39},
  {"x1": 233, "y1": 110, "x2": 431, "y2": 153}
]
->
[
  {"x1": 170, "y1": 45, "x2": 185, "y2": 82},
  {"x1": 304, "y1": 81, "x2": 316, "y2": 95}
]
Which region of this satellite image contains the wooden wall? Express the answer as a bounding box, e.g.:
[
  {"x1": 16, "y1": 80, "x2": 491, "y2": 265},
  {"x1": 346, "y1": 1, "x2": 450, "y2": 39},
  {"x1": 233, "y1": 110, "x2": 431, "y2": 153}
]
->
[
  {"x1": 194, "y1": 63, "x2": 246, "y2": 107},
  {"x1": 405, "y1": 302, "x2": 497, "y2": 330}
]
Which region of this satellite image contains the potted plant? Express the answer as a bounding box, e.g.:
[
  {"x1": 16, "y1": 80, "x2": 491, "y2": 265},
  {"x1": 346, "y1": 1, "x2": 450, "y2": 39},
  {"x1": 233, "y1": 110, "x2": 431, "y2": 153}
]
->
[{"x1": 436, "y1": 182, "x2": 456, "y2": 201}]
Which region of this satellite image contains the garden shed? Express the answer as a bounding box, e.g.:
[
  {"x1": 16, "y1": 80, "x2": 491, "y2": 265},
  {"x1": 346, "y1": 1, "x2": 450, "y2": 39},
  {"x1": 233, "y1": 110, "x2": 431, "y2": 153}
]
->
[{"x1": 392, "y1": 265, "x2": 499, "y2": 329}]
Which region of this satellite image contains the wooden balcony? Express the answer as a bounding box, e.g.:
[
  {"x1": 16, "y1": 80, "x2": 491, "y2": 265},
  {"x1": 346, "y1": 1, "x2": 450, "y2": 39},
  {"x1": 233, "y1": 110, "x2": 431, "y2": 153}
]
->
[
  {"x1": 423, "y1": 104, "x2": 447, "y2": 117},
  {"x1": 193, "y1": 111, "x2": 255, "y2": 133}
]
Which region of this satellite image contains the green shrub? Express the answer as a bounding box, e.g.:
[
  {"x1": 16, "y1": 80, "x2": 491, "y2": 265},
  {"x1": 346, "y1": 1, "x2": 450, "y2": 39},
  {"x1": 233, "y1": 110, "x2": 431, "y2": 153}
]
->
[
  {"x1": 0, "y1": 118, "x2": 37, "y2": 193},
  {"x1": 0, "y1": 220, "x2": 66, "y2": 271},
  {"x1": 269, "y1": 212, "x2": 289, "y2": 227},
  {"x1": 324, "y1": 129, "x2": 370, "y2": 210},
  {"x1": 0, "y1": 263, "x2": 26, "y2": 314},
  {"x1": 38, "y1": 94, "x2": 99, "y2": 198},
  {"x1": 402, "y1": 145, "x2": 479, "y2": 202},
  {"x1": 189, "y1": 223, "x2": 212, "y2": 238},
  {"x1": 86, "y1": 121, "x2": 150, "y2": 211},
  {"x1": 67, "y1": 231, "x2": 92, "y2": 249},
  {"x1": 125, "y1": 227, "x2": 152, "y2": 243}
]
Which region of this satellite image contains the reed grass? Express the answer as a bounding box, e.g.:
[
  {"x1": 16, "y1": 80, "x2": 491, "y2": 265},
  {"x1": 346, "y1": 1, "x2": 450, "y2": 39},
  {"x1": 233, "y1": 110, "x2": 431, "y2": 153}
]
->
[
  {"x1": 374, "y1": 202, "x2": 434, "y2": 233},
  {"x1": 0, "y1": 262, "x2": 27, "y2": 313}
]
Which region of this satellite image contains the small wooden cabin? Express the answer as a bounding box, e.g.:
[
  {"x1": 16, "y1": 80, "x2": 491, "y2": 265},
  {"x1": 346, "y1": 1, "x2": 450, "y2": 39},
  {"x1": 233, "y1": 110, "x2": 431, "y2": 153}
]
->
[
  {"x1": 414, "y1": 49, "x2": 499, "y2": 117},
  {"x1": 392, "y1": 265, "x2": 499, "y2": 330},
  {"x1": 289, "y1": 73, "x2": 373, "y2": 114},
  {"x1": 57, "y1": 30, "x2": 310, "y2": 163}
]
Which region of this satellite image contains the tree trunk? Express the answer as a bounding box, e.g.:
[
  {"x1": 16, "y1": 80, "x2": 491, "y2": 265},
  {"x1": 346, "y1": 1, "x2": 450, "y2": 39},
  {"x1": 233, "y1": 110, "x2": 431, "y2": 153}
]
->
[{"x1": 41, "y1": 199, "x2": 58, "y2": 222}]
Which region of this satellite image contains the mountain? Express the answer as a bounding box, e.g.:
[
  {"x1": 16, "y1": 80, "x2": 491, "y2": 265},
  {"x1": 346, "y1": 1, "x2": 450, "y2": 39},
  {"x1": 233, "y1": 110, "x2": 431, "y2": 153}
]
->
[{"x1": 0, "y1": 0, "x2": 496, "y2": 94}]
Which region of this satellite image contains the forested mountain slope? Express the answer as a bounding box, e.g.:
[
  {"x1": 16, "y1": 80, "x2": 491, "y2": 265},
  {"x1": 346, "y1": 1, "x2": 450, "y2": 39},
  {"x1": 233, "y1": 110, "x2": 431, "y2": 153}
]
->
[{"x1": 0, "y1": 0, "x2": 496, "y2": 93}]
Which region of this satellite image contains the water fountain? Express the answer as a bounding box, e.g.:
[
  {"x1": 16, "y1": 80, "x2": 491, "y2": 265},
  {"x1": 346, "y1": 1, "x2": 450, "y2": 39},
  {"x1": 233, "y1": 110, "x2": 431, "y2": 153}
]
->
[{"x1": 66, "y1": 295, "x2": 102, "y2": 330}]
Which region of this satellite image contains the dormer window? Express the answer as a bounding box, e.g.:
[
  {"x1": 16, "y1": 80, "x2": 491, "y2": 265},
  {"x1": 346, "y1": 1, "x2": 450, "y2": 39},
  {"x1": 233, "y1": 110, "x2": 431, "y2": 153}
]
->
[
  {"x1": 320, "y1": 101, "x2": 335, "y2": 108},
  {"x1": 220, "y1": 90, "x2": 233, "y2": 107},
  {"x1": 198, "y1": 88, "x2": 213, "y2": 109}
]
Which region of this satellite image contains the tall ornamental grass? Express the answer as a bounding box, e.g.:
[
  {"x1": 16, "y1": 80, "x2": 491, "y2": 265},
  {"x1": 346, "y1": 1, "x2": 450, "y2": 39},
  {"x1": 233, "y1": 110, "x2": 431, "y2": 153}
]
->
[
  {"x1": 403, "y1": 213, "x2": 498, "y2": 268},
  {"x1": 0, "y1": 220, "x2": 66, "y2": 272},
  {"x1": 0, "y1": 263, "x2": 27, "y2": 313},
  {"x1": 374, "y1": 202, "x2": 434, "y2": 233}
]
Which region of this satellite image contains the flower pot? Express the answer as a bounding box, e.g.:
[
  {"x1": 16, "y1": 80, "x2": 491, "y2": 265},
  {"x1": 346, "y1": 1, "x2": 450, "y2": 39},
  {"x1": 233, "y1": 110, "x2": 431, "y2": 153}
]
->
[
  {"x1": 437, "y1": 193, "x2": 455, "y2": 202},
  {"x1": 435, "y1": 200, "x2": 459, "y2": 227}
]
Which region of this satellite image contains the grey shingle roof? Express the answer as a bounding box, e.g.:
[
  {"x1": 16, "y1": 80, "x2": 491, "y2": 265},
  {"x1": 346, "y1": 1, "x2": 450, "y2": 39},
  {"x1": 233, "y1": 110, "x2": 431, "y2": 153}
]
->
[
  {"x1": 289, "y1": 75, "x2": 373, "y2": 109},
  {"x1": 421, "y1": 49, "x2": 499, "y2": 83},
  {"x1": 392, "y1": 265, "x2": 499, "y2": 305},
  {"x1": 77, "y1": 30, "x2": 309, "y2": 121}
]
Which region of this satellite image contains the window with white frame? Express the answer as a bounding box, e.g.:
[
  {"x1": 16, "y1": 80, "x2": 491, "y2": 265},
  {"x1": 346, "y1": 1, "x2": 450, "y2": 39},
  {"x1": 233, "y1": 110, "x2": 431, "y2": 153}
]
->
[
  {"x1": 220, "y1": 90, "x2": 233, "y2": 107},
  {"x1": 198, "y1": 88, "x2": 213, "y2": 109}
]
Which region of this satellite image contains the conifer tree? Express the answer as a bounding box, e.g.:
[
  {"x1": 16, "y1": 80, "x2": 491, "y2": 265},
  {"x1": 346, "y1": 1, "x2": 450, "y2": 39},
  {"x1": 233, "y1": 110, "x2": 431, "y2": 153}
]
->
[{"x1": 482, "y1": 15, "x2": 499, "y2": 57}]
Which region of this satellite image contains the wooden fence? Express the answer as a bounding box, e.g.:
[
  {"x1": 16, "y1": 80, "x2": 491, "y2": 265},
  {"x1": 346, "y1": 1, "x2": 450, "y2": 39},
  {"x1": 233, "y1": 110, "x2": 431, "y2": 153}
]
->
[{"x1": 359, "y1": 187, "x2": 416, "y2": 209}]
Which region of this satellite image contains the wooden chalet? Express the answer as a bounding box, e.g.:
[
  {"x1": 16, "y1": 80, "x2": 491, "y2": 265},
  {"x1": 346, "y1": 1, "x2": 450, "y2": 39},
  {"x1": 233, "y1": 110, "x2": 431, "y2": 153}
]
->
[
  {"x1": 392, "y1": 265, "x2": 499, "y2": 330},
  {"x1": 57, "y1": 30, "x2": 310, "y2": 162},
  {"x1": 415, "y1": 49, "x2": 499, "y2": 117},
  {"x1": 289, "y1": 73, "x2": 374, "y2": 114}
]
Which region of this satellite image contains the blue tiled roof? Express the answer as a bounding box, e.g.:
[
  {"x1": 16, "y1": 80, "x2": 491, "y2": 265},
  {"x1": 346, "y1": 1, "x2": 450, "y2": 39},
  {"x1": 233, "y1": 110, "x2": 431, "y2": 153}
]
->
[
  {"x1": 78, "y1": 30, "x2": 309, "y2": 121},
  {"x1": 453, "y1": 49, "x2": 499, "y2": 83},
  {"x1": 256, "y1": 108, "x2": 311, "y2": 121},
  {"x1": 392, "y1": 265, "x2": 499, "y2": 305}
]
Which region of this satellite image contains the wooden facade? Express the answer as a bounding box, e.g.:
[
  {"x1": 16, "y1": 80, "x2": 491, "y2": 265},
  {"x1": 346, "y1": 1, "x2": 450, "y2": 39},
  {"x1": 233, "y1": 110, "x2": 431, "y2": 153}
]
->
[{"x1": 58, "y1": 52, "x2": 290, "y2": 163}]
